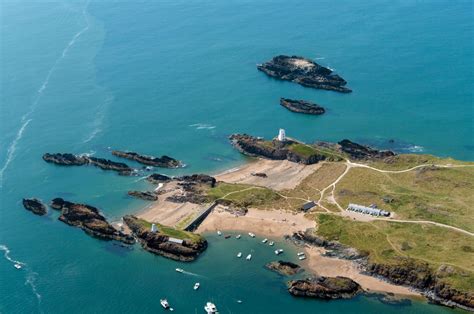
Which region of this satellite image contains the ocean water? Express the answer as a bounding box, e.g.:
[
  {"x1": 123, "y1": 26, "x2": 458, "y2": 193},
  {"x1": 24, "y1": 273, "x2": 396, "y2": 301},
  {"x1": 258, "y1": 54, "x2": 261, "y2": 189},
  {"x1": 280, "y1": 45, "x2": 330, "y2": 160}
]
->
[{"x1": 0, "y1": 0, "x2": 472, "y2": 313}]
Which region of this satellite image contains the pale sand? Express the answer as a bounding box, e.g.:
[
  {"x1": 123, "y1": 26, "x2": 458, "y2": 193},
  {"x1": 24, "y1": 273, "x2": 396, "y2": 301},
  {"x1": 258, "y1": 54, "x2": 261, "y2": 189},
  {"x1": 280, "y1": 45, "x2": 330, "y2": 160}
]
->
[
  {"x1": 197, "y1": 207, "x2": 419, "y2": 297},
  {"x1": 215, "y1": 159, "x2": 322, "y2": 191}
]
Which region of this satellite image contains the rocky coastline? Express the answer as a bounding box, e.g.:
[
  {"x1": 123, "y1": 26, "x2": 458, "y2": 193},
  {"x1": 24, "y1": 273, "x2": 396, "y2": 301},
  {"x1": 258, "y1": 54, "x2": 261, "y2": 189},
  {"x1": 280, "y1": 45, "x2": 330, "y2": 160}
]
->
[
  {"x1": 287, "y1": 276, "x2": 362, "y2": 299},
  {"x1": 280, "y1": 98, "x2": 325, "y2": 115},
  {"x1": 229, "y1": 134, "x2": 327, "y2": 164},
  {"x1": 43, "y1": 153, "x2": 133, "y2": 175},
  {"x1": 128, "y1": 191, "x2": 158, "y2": 201},
  {"x1": 22, "y1": 198, "x2": 47, "y2": 216},
  {"x1": 112, "y1": 150, "x2": 183, "y2": 168},
  {"x1": 257, "y1": 55, "x2": 351, "y2": 93},
  {"x1": 123, "y1": 215, "x2": 207, "y2": 261},
  {"x1": 338, "y1": 140, "x2": 395, "y2": 160},
  {"x1": 50, "y1": 198, "x2": 135, "y2": 244},
  {"x1": 266, "y1": 260, "x2": 303, "y2": 276},
  {"x1": 290, "y1": 229, "x2": 474, "y2": 311}
]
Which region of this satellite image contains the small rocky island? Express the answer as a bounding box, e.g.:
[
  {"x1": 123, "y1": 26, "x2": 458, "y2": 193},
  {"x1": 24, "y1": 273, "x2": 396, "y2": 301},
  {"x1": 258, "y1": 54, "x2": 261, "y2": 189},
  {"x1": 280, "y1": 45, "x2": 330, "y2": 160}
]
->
[
  {"x1": 257, "y1": 55, "x2": 351, "y2": 93},
  {"x1": 43, "y1": 153, "x2": 133, "y2": 175},
  {"x1": 280, "y1": 98, "x2": 325, "y2": 115},
  {"x1": 50, "y1": 198, "x2": 135, "y2": 244},
  {"x1": 22, "y1": 198, "x2": 47, "y2": 216},
  {"x1": 123, "y1": 215, "x2": 207, "y2": 261},
  {"x1": 288, "y1": 276, "x2": 362, "y2": 299},
  {"x1": 266, "y1": 260, "x2": 303, "y2": 276},
  {"x1": 112, "y1": 150, "x2": 183, "y2": 168}
]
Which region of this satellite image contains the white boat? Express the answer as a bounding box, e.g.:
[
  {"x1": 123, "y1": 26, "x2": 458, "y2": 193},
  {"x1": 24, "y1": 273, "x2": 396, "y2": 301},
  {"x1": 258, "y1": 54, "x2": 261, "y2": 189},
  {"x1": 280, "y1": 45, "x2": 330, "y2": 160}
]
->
[
  {"x1": 248, "y1": 232, "x2": 255, "y2": 238},
  {"x1": 194, "y1": 282, "x2": 200, "y2": 290},
  {"x1": 246, "y1": 254, "x2": 252, "y2": 260},
  {"x1": 14, "y1": 264, "x2": 22, "y2": 269},
  {"x1": 160, "y1": 299, "x2": 170, "y2": 309},
  {"x1": 262, "y1": 238, "x2": 268, "y2": 243},
  {"x1": 204, "y1": 302, "x2": 218, "y2": 314},
  {"x1": 298, "y1": 255, "x2": 306, "y2": 260},
  {"x1": 236, "y1": 234, "x2": 241, "y2": 239},
  {"x1": 274, "y1": 249, "x2": 284, "y2": 255},
  {"x1": 237, "y1": 252, "x2": 242, "y2": 258},
  {"x1": 217, "y1": 231, "x2": 222, "y2": 236},
  {"x1": 237, "y1": 300, "x2": 242, "y2": 304},
  {"x1": 268, "y1": 241, "x2": 274, "y2": 246},
  {"x1": 175, "y1": 268, "x2": 184, "y2": 273},
  {"x1": 297, "y1": 252, "x2": 305, "y2": 256}
]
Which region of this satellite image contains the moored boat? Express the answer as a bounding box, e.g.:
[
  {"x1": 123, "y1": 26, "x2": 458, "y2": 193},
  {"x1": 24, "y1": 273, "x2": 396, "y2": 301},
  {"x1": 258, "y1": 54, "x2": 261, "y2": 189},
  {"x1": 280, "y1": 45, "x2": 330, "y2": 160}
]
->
[
  {"x1": 269, "y1": 241, "x2": 274, "y2": 246},
  {"x1": 237, "y1": 252, "x2": 242, "y2": 258},
  {"x1": 175, "y1": 268, "x2": 184, "y2": 273},
  {"x1": 236, "y1": 234, "x2": 241, "y2": 239},
  {"x1": 217, "y1": 230, "x2": 222, "y2": 236},
  {"x1": 262, "y1": 238, "x2": 268, "y2": 243},
  {"x1": 204, "y1": 301, "x2": 218, "y2": 314},
  {"x1": 246, "y1": 254, "x2": 252, "y2": 260},
  {"x1": 248, "y1": 232, "x2": 255, "y2": 238},
  {"x1": 194, "y1": 282, "x2": 200, "y2": 290},
  {"x1": 14, "y1": 264, "x2": 22, "y2": 269}
]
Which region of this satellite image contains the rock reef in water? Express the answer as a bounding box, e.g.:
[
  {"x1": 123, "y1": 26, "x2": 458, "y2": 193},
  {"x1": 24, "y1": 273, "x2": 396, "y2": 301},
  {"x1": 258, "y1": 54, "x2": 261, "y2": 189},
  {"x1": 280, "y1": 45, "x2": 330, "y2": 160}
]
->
[
  {"x1": 257, "y1": 55, "x2": 351, "y2": 93},
  {"x1": 288, "y1": 276, "x2": 362, "y2": 299},
  {"x1": 22, "y1": 198, "x2": 47, "y2": 216},
  {"x1": 338, "y1": 139, "x2": 396, "y2": 160},
  {"x1": 229, "y1": 134, "x2": 327, "y2": 164},
  {"x1": 280, "y1": 98, "x2": 325, "y2": 115},
  {"x1": 112, "y1": 150, "x2": 183, "y2": 168},
  {"x1": 50, "y1": 198, "x2": 135, "y2": 244},
  {"x1": 122, "y1": 215, "x2": 207, "y2": 261},
  {"x1": 146, "y1": 173, "x2": 172, "y2": 184},
  {"x1": 266, "y1": 260, "x2": 303, "y2": 276},
  {"x1": 127, "y1": 191, "x2": 158, "y2": 201},
  {"x1": 43, "y1": 153, "x2": 133, "y2": 175}
]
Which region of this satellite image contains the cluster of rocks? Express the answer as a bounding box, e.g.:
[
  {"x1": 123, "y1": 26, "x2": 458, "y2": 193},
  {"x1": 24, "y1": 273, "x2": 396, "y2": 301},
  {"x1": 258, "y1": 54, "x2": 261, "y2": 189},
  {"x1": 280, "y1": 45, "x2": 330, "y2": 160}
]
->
[
  {"x1": 266, "y1": 260, "x2": 303, "y2": 276},
  {"x1": 229, "y1": 134, "x2": 326, "y2": 165},
  {"x1": 338, "y1": 139, "x2": 396, "y2": 160},
  {"x1": 280, "y1": 98, "x2": 325, "y2": 115},
  {"x1": 50, "y1": 198, "x2": 135, "y2": 244},
  {"x1": 288, "y1": 276, "x2": 362, "y2": 299},
  {"x1": 123, "y1": 215, "x2": 207, "y2": 261},
  {"x1": 290, "y1": 229, "x2": 474, "y2": 311},
  {"x1": 257, "y1": 55, "x2": 351, "y2": 93},
  {"x1": 112, "y1": 150, "x2": 183, "y2": 168},
  {"x1": 22, "y1": 198, "x2": 47, "y2": 216},
  {"x1": 43, "y1": 153, "x2": 133, "y2": 175},
  {"x1": 127, "y1": 191, "x2": 158, "y2": 201}
]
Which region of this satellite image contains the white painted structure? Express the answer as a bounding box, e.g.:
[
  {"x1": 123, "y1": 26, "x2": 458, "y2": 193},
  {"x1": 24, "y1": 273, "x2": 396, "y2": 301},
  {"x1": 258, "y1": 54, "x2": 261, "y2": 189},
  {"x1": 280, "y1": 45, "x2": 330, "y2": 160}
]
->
[
  {"x1": 151, "y1": 223, "x2": 158, "y2": 233},
  {"x1": 278, "y1": 128, "x2": 286, "y2": 141},
  {"x1": 168, "y1": 237, "x2": 184, "y2": 244},
  {"x1": 347, "y1": 203, "x2": 390, "y2": 217}
]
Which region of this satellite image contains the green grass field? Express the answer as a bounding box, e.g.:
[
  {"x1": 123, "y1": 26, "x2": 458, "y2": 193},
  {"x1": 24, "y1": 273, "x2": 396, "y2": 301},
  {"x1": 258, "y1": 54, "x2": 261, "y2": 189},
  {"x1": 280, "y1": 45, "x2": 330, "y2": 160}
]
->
[
  {"x1": 135, "y1": 218, "x2": 202, "y2": 242},
  {"x1": 207, "y1": 182, "x2": 281, "y2": 207}
]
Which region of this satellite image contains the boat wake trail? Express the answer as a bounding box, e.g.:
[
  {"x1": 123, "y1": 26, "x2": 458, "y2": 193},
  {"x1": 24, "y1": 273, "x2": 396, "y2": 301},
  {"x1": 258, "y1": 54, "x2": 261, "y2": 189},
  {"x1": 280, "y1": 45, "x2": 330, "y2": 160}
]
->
[
  {"x1": 0, "y1": 0, "x2": 91, "y2": 187},
  {"x1": 182, "y1": 270, "x2": 206, "y2": 278},
  {"x1": 189, "y1": 123, "x2": 216, "y2": 130},
  {"x1": 1, "y1": 244, "x2": 43, "y2": 311},
  {"x1": 82, "y1": 94, "x2": 113, "y2": 144}
]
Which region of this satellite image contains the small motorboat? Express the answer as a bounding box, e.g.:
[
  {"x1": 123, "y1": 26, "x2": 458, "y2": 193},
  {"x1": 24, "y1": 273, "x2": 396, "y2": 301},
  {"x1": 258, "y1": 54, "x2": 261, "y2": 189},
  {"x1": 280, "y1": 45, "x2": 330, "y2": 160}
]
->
[
  {"x1": 246, "y1": 254, "x2": 252, "y2": 260},
  {"x1": 217, "y1": 231, "x2": 222, "y2": 236},
  {"x1": 298, "y1": 255, "x2": 306, "y2": 260},
  {"x1": 237, "y1": 252, "x2": 242, "y2": 258},
  {"x1": 175, "y1": 268, "x2": 184, "y2": 273},
  {"x1": 274, "y1": 249, "x2": 284, "y2": 255},
  {"x1": 268, "y1": 241, "x2": 274, "y2": 246},
  {"x1": 248, "y1": 232, "x2": 255, "y2": 238},
  {"x1": 204, "y1": 302, "x2": 218, "y2": 314},
  {"x1": 297, "y1": 252, "x2": 305, "y2": 256},
  {"x1": 237, "y1": 300, "x2": 242, "y2": 304},
  {"x1": 236, "y1": 234, "x2": 241, "y2": 239},
  {"x1": 160, "y1": 299, "x2": 170, "y2": 309},
  {"x1": 14, "y1": 264, "x2": 22, "y2": 270},
  {"x1": 194, "y1": 282, "x2": 200, "y2": 290},
  {"x1": 262, "y1": 238, "x2": 268, "y2": 243}
]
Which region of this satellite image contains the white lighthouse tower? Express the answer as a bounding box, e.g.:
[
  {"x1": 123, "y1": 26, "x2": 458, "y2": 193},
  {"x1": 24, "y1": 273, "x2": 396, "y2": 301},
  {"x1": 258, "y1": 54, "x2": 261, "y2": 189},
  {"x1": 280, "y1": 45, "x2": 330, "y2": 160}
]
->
[
  {"x1": 151, "y1": 223, "x2": 158, "y2": 233},
  {"x1": 278, "y1": 128, "x2": 286, "y2": 142}
]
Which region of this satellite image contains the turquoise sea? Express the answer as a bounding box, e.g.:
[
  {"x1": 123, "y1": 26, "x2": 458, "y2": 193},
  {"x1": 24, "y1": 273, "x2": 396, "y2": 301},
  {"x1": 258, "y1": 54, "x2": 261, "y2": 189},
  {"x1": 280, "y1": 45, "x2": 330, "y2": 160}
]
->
[{"x1": 0, "y1": 0, "x2": 472, "y2": 313}]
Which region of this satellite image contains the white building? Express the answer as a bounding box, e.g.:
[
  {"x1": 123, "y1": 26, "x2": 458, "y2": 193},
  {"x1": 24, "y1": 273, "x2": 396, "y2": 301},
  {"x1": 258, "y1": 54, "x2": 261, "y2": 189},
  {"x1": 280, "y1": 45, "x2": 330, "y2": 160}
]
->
[
  {"x1": 278, "y1": 128, "x2": 286, "y2": 141},
  {"x1": 151, "y1": 223, "x2": 158, "y2": 233}
]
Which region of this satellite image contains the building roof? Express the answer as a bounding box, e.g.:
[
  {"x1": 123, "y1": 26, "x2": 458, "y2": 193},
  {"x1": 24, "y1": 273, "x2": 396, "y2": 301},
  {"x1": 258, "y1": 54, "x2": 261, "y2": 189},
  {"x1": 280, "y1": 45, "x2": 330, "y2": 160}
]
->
[{"x1": 301, "y1": 201, "x2": 316, "y2": 211}]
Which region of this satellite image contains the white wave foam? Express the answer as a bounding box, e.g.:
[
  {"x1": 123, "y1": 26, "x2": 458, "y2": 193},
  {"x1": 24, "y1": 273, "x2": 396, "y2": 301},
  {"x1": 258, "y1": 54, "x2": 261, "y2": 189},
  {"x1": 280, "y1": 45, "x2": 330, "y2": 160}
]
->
[
  {"x1": 1, "y1": 244, "x2": 42, "y2": 309},
  {"x1": 82, "y1": 95, "x2": 113, "y2": 144},
  {"x1": 189, "y1": 123, "x2": 216, "y2": 130},
  {"x1": 314, "y1": 57, "x2": 325, "y2": 60},
  {"x1": 0, "y1": 0, "x2": 91, "y2": 186},
  {"x1": 407, "y1": 145, "x2": 424, "y2": 153}
]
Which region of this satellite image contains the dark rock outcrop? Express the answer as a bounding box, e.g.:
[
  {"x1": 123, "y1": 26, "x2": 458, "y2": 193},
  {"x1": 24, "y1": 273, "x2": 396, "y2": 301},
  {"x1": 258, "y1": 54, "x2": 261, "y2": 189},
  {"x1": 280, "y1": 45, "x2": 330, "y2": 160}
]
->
[
  {"x1": 230, "y1": 134, "x2": 326, "y2": 165},
  {"x1": 112, "y1": 151, "x2": 183, "y2": 168},
  {"x1": 50, "y1": 198, "x2": 135, "y2": 244},
  {"x1": 280, "y1": 98, "x2": 325, "y2": 115},
  {"x1": 146, "y1": 173, "x2": 172, "y2": 184},
  {"x1": 165, "y1": 194, "x2": 209, "y2": 204},
  {"x1": 257, "y1": 55, "x2": 351, "y2": 93},
  {"x1": 176, "y1": 174, "x2": 216, "y2": 188},
  {"x1": 122, "y1": 215, "x2": 207, "y2": 261},
  {"x1": 127, "y1": 191, "x2": 158, "y2": 201},
  {"x1": 43, "y1": 153, "x2": 133, "y2": 175},
  {"x1": 266, "y1": 260, "x2": 303, "y2": 276},
  {"x1": 338, "y1": 140, "x2": 395, "y2": 160},
  {"x1": 22, "y1": 198, "x2": 47, "y2": 216},
  {"x1": 288, "y1": 276, "x2": 362, "y2": 299}
]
